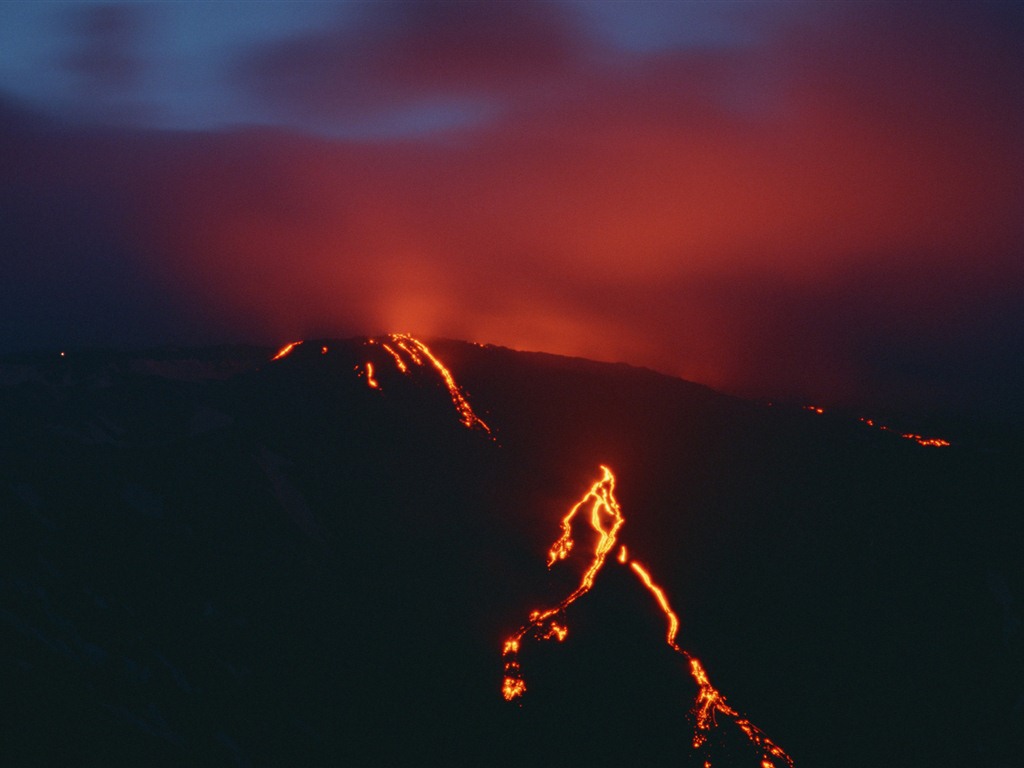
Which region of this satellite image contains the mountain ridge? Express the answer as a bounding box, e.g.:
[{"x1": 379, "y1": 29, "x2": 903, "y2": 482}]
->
[{"x1": 1, "y1": 337, "x2": 1021, "y2": 766}]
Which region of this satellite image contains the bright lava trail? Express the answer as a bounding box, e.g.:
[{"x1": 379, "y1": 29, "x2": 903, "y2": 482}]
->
[{"x1": 501, "y1": 466, "x2": 794, "y2": 768}]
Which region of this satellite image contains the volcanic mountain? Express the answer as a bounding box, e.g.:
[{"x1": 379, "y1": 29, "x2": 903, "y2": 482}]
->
[{"x1": 1, "y1": 337, "x2": 1021, "y2": 766}]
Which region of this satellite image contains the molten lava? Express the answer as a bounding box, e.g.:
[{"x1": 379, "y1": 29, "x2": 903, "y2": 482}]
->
[
  {"x1": 858, "y1": 417, "x2": 950, "y2": 447},
  {"x1": 266, "y1": 334, "x2": 492, "y2": 435},
  {"x1": 366, "y1": 334, "x2": 492, "y2": 435},
  {"x1": 364, "y1": 362, "x2": 380, "y2": 389},
  {"x1": 806, "y1": 406, "x2": 950, "y2": 447},
  {"x1": 271, "y1": 340, "x2": 303, "y2": 361},
  {"x1": 266, "y1": 333, "x2": 795, "y2": 762},
  {"x1": 502, "y1": 465, "x2": 793, "y2": 768}
]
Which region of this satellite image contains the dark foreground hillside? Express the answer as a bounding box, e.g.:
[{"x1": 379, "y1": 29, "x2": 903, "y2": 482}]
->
[{"x1": 1, "y1": 338, "x2": 1021, "y2": 767}]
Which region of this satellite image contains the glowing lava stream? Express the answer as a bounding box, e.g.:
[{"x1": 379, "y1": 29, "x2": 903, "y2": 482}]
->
[
  {"x1": 268, "y1": 334, "x2": 491, "y2": 435},
  {"x1": 502, "y1": 465, "x2": 793, "y2": 768},
  {"x1": 858, "y1": 418, "x2": 951, "y2": 447},
  {"x1": 366, "y1": 334, "x2": 492, "y2": 435},
  {"x1": 271, "y1": 340, "x2": 303, "y2": 360},
  {"x1": 804, "y1": 405, "x2": 949, "y2": 447}
]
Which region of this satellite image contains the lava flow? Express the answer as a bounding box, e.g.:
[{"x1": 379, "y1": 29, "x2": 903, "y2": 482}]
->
[
  {"x1": 803, "y1": 405, "x2": 950, "y2": 447},
  {"x1": 363, "y1": 361, "x2": 380, "y2": 389},
  {"x1": 270, "y1": 340, "x2": 303, "y2": 360},
  {"x1": 268, "y1": 334, "x2": 492, "y2": 435},
  {"x1": 858, "y1": 418, "x2": 951, "y2": 447},
  {"x1": 366, "y1": 334, "x2": 492, "y2": 435},
  {"x1": 502, "y1": 465, "x2": 793, "y2": 768}
]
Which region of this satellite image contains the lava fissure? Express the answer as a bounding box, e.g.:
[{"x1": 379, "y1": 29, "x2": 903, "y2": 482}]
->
[{"x1": 502, "y1": 465, "x2": 793, "y2": 768}]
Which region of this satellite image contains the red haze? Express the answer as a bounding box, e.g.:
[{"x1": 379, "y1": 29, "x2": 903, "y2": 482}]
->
[{"x1": 1, "y1": 3, "x2": 1021, "y2": 419}]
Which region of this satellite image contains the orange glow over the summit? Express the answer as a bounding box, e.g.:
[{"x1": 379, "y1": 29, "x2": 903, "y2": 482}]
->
[{"x1": 501, "y1": 465, "x2": 793, "y2": 767}]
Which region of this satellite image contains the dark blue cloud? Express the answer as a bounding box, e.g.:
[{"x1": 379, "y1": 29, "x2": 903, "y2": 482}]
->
[
  {"x1": 232, "y1": 0, "x2": 585, "y2": 134},
  {"x1": 61, "y1": 4, "x2": 146, "y2": 88}
]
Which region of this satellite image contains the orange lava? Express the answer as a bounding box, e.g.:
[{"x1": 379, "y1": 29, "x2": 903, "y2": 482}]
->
[
  {"x1": 634, "y1": 569, "x2": 793, "y2": 767},
  {"x1": 629, "y1": 560, "x2": 679, "y2": 646},
  {"x1": 858, "y1": 417, "x2": 951, "y2": 447},
  {"x1": 271, "y1": 340, "x2": 303, "y2": 360},
  {"x1": 364, "y1": 362, "x2": 380, "y2": 389},
  {"x1": 501, "y1": 465, "x2": 793, "y2": 767},
  {"x1": 379, "y1": 342, "x2": 409, "y2": 373},
  {"x1": 900, "y1": 433, "x2": 951, "y2": 447},
  {"x1": 366, "y1": 334, "x2": 492, "y2": 435},
  {"x1": 502, "y1": 465, "x2": 623, "y2": 700}
]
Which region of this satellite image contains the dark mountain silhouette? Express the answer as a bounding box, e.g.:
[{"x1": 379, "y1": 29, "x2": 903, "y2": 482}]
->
[{"x1": 1, "y1": 338, "x2": 1021, "y2": 767}]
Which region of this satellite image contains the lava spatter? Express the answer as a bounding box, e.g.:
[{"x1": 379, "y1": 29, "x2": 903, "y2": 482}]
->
[{"x1": 502, "y1": 465, "x2": 793, "y2": 768}]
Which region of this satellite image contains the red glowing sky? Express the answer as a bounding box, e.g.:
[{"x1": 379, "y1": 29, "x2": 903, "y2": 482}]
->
[{"x1": 1, "y1": 2, "x2": 1022, "y2": 418}]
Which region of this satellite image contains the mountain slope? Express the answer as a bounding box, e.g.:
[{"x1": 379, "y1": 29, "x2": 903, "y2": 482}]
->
[{"x1": 1, "y1": 338, "x2": 1021, "y2": 766}]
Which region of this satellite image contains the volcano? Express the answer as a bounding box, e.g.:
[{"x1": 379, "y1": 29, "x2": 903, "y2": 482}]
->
[{"x1": 1, "y1": 337, "x2": 1021, "y2": 767}]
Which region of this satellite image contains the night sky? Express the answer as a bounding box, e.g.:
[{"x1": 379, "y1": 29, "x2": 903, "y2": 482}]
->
[{"x1": 2, "y1": 1, "x2": 1022, "y2": 420}]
